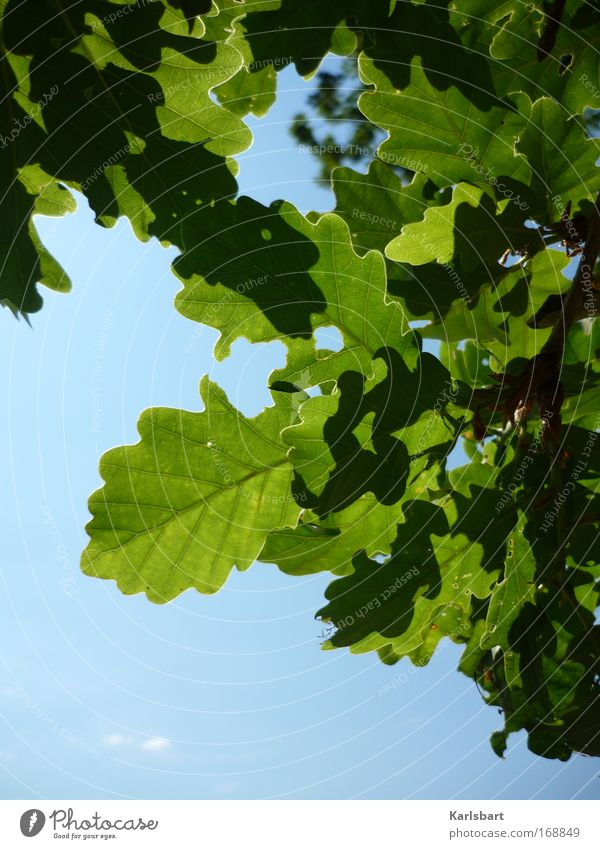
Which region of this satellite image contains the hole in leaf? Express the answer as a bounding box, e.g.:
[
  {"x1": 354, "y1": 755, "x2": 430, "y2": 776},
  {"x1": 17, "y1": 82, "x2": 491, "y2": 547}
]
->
[
  {"x1": 212, "y1": 339, "x2": 286, "y2": 416},
  {"x1": 558, "y1": 54, "x2": 573, "y2": 75},
  {"x1": 445, "y1": 440, "x2": 468, "y2": 470},
  {"x1": 314, "y1": 325, "x2": 343, "y2": 351},
  {"x1": 584, "y1": 108, "x2": 600, "y2": 139},
  {"x1": 305, "y1": 384, "x2": 322, "y2": 397}
]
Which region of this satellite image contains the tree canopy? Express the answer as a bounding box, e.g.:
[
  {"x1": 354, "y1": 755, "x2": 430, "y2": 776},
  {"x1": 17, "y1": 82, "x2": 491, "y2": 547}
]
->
[{"x1": 2, "y1": 0, "x2": 600, "y2": 762}]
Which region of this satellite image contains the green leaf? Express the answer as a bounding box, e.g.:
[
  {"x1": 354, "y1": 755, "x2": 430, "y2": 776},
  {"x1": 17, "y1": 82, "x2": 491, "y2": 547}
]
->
[
  {"x1": 80, "y1": 16, "x2": 251, "y2": 157},
  {"x1": 260, "y1": 497, "x2": 408, "y2": 577},
  {"x1": 233, "y1": 0, "x2": 358, "y2": 78},
  {"x1": 213, "y1": 62, "x2": 277, "y2": 118},
  {"x1": 332, "y1": 162, "x2": 444, "y2": 255},
  {"x1": 455, "y1": 3, "x2": 600, "y2": 117},
  {"x1": 175, "y1": 205, "x2": 406, "y2": 361},
  {"x1": 359, "y1": 58, "x2": 530, "y2": 189},
  {"x1": 0, "y1": 0, "x2": 255, "y2": 315},
  {"x1": 490, "y1": 729, "x2": 508, "y2": 758},
  {"x1": 386, "y1": 183, "x2": 531, "y2": 271},
  {"x1": 480, "y1": 515, "x2": 537, "y2": 651},
  {"x1": 82, "y1": 379, "x2": 302, "y2": 602},
  {"x1": 317, "y1": 496, "x2": 501, "y2": 664},
  {"x1": 440, "y1": 340, "x2": 492, "y2": 389},
  {"x1": 260, "y1": 344, "x2": 459, "y2": 576},
  {"x1": 420, "y1": 249, "x2": 571, "y2": 366},
  {"x1": 282, "y1": 347, "x2": 455, "y2": 515},
  {"x1": 516, "y1": 96, "x2": 600, "y2": 220}
]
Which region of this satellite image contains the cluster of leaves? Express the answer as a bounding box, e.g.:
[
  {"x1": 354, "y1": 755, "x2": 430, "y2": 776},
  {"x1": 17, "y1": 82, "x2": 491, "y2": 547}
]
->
[{"x1": 2, "y1": 0, "x2": 599, "y2": 761}]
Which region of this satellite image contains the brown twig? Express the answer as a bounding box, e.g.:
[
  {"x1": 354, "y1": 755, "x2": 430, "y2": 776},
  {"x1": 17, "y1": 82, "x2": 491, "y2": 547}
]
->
[
  {"x1": 541, "y1": 194, "x2": 600, "y2": 361},
  {"x1": 508, "y1": 194, "x2": 600, "y2": 443},
  {"x1": 469, "y1": 195, "x2": 600, "y2": 444}
]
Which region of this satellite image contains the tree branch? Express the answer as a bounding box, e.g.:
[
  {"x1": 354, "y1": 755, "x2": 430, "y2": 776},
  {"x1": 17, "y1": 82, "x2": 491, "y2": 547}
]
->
[{"x1": 542, "y1": 193, "x2": 600, "y2": 361}]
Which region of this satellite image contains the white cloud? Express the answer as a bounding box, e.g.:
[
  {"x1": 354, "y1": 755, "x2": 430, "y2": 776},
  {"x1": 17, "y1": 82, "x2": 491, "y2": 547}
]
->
[
  {"x1": 103, "y1": 733, "x2": 171, "y2": 753},
  {"x1": 139, "y1": 736, "x2": 170, "y2": 752},
  {"x1": 103, "y1": 734, "x2": 136, "y2": 747}
]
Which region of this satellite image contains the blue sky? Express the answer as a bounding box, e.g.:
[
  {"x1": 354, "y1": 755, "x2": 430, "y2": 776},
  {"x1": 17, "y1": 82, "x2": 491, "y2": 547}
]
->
[{"x1": 0, "y1": 61, "x2": 598, "y2": 801}]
